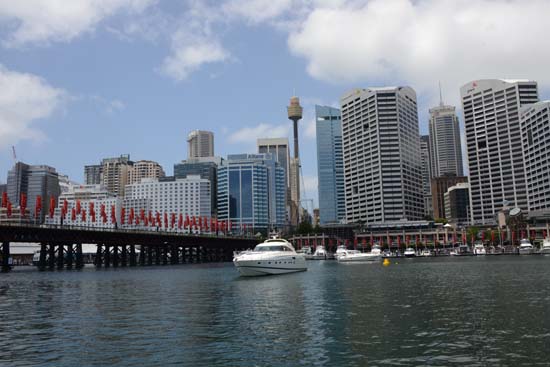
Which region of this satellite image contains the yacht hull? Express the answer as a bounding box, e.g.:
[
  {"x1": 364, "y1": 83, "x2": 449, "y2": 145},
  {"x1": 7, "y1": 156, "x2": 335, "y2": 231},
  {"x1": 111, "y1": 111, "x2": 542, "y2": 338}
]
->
[
  {"x1": 337, "y1": 255, "x2": 381, "y2": 262},
  {"x1": 518, "y1": 248, "x2": 534, "y2": 255},
  {"x1": 234, "y1": 259, "x2": 307, "y2": 276},
  {"x1": 540, "y1": 248, "x2": 550, "y2": 255}
]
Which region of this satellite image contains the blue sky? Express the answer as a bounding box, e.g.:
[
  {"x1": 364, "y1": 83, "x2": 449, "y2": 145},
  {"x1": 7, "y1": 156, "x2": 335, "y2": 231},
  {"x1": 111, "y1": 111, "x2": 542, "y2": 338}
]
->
[{"x1": 1, "y1": 0, "x2": 550, "y2": 209}]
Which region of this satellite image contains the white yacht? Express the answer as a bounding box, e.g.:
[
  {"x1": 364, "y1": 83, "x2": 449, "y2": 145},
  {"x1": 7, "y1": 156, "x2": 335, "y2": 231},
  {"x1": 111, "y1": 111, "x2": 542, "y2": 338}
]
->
[
  {"x1": 233, "y1": 237, "x2": 307, "y2": 276},
  {"x1": 420, "y1": 249, "x2": 432, "y2": 257},
  {"x1": 310, "y1": 245, "x2": 328, "y2": 260},
  {"x1": 336, "y1": 245, "x2": 382, "y2": 262},
  {"x1": 540, "y1": 238, "x2": 550, "y2": 255},
  {"x1": 296, "y1": 245, "x2": 313, "y2": 260},
  {"x1": 404, "y1": 247, "x2": 416, "y2": 258},
  {"x1": 473, "y1": 243, "x2": 487, "y2": 255},
  {"x1": 518, "y1": 239, "x2": 534, "y2": 255}
]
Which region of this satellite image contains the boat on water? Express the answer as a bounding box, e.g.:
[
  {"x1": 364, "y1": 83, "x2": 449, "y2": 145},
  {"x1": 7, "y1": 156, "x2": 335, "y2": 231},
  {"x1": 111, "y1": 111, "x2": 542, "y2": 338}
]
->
[
  {"x1": 336, "y1": 245, "x2": 382, "y2": 262},
  {"x1": 473, "y1": 243, "x2": 487, "y2": 255},
  {"x1": 518, "y1": 239, "x2": 534, "y2": 255},
  {"x1": 233, "y1": 237, "x2": 307, "y2": 276},
  {"x1": 420, "y1": 249, "x2": 432, "y2": 257},
  {"x1": 540, "y1": 238, "x2": 550, "y2": 255},
  {"x1": 404, "y1": 247, "x2": 416, "y2": 257},
  {"x1": 296, "y1": 245, "x2": 313, "y2": 260},
  {"x1": 310, "y1": 245, "x2": 328, "y2": 260}
]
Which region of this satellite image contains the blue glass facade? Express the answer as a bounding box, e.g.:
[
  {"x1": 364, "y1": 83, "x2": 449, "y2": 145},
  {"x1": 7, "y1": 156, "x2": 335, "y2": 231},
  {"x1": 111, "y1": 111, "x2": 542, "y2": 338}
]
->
[
  {"x1": 315, "y1": 105, "x2": 345, "y2": 224},
  {"x1": 218, "y1": 154, "x2": 286, "y2": 231}
]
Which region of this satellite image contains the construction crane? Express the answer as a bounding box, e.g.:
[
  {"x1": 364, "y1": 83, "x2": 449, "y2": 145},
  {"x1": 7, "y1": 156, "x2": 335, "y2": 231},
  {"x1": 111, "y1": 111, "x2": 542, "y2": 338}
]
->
[{"x1": 11, "y1": 145, "x2": 17, "y2": 163}]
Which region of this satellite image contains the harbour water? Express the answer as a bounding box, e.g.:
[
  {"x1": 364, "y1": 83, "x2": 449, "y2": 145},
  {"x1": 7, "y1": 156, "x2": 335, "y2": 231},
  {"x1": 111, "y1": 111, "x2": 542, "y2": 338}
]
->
[{"x1": 1, "y1": 256, "x2": 550, "y2": 366}]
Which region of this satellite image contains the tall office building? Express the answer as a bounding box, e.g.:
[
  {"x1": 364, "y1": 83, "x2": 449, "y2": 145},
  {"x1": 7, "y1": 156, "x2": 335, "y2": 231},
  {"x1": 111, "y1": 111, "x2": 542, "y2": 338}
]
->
[
  {"x1": 187, "y1": 130, "x2": 214, "y2": 158},
  {"x1": 128, "y1": 160, "x2": 165, "y2": 185},
  {"x1": 420, "y1": 135, "x2": 433, "y2": 217},
  {"x1": 84, "y1": 164, "x2": 102, "y2": 185},
  {"x1": 520, "y1": 101, "x2": 550, "y2": 216},
  {"x1": 444, "y1": 182, "x2": 470, "y2": 226},
  {"x1": 341, "y1": 87, "x2": 424, "y2": 224},
  {"x1": 257, "y1": 138, "x2": 290, "y2": 187},
  {"x1": 315, "y1": 105, "x2": 345, "y2": 224},
  {"x1": 174, "y1": 156, "x2": 222, "y2": 215},
  {"x1": 431, "y1": 175, "x2": 468, "y2": 219},
  {"x1": 100, "y1": 154, "x2": 134, "y2": 197},
  {"x1": 7, "y1": 162, "x2": 60, "y2": 223},
  {"x1": 460, "y1": 79, "x2": 538, "y2": 224},
  {"x1": 428, "y1": 102, "x2": 463, "y2": 177},
  {"x1": 217, "y1": 154, "x2": 286, "y2": 231}
]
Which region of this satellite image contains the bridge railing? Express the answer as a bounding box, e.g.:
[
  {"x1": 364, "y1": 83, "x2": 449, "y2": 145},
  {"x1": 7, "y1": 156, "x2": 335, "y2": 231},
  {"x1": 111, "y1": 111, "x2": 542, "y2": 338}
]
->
[{"x1": 0, "y1": 222, "x2": 257, "y2": 241}]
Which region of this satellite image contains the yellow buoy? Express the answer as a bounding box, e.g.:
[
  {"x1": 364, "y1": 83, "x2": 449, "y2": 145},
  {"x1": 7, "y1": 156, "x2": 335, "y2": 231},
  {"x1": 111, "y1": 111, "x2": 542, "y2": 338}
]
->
[{"x1": 383, "y1": 258, "x2": 390, "y2": 266}]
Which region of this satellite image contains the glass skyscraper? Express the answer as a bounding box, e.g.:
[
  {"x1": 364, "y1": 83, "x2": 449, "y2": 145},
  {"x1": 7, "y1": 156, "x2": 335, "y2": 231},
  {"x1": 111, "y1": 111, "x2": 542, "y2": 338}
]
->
[
  {"x1": 315, "y1": 105, "x2": 345, "y2": 224},
  {"x1": 217, "y1": 154, "x2": 285, "y2": 231}
]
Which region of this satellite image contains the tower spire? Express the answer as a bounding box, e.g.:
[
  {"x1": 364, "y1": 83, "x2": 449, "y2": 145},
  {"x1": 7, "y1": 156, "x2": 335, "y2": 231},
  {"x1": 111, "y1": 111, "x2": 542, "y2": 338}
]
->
[{"x1": 439, "y1": 81, "x2": 444, "y2": 106}]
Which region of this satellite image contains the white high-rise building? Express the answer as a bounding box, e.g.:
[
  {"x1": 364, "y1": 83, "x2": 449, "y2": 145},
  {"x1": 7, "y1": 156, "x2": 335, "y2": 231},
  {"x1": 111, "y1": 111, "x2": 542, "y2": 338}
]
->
[
  {"x1": 187, "y1": 130, "x2": 214, "y2": 158},
  {"x1": 428, "y1": 102, "x2": 463, "y2": 177},
  {"x1": 520, "y1": 101, "x2": 550, "y2": 216},
  {"x1": 460, "y1": 79, "x2": 538, "y2": 225},
  {"x1": 341, "y1": 87, "x2": 424, "y2": 224},
  {"x1": 125, "y1": 176, "x2": 211, "y2": 220}
]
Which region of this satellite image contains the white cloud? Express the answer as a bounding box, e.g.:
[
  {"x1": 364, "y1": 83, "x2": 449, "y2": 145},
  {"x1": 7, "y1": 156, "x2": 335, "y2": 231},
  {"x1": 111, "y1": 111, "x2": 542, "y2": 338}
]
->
[
  {"x1": 228, "y1": 123, "x2": 291, "y2": 144},
  {"x1": 0, "y1": 0, "x2": 155, "y2": 46},
  {"x1": 160, "y1": 37, "x2": 230, "y2": 81},
  {"x1": 288, "y1": 0, "x2": 550, "y2": 107},
  {"x1": 0, "y1": 64, "x2": 65, "y2": 149},
  {"x1": 222, "y1": 0, "x2": 293, "y2": 23}
]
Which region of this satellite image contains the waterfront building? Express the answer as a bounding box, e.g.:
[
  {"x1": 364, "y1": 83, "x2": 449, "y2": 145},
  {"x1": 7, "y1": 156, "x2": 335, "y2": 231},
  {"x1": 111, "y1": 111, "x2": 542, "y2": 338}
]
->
[
  {"x1": 315, "y1": 105, "x2": 345, "y2": 224},
  {"x1": 217, "y1": 153, "x2": 286, "y2": 231},
  {"x1": 444, "y1": 182, "x2": 470, "y2": 226},
  {"x1": 84, "y1": 164, "x2": 102, "y2": 185},
  {"x1": 520, "y1": 101, "x2": 550, "y2": 217},
  {"x1": 174, "y1": 156, "x2": 222, "y2": 216},
  {"x1": 428, "y1": 101, "x2": 463, "y2": 177},
  {"x1": 46, "y1": 185, "x2": 121, "y2": 228},
  {"x1": 100, "y1": 154, "x2": 133, "y2": 197},
  {"x1": 7, "y1": 162, "x2": 60, "y2": 223},
  {"x1": 460, "y1": 79, "x2": 538, "y2": 225},
  {"x1": 128, "y1": 160, "x2": 165, "y2": 185},
  {"x1": 125, "y1": 176, "x2": 211, "y2": 229},
  {"x1": 420, "y1": 135, "x2": 433, "y2": 218},
  {"x1": 58, "y1": 174, "x2": 80, "y2": 194},
  {"x1": 340, "y1": 87, "x2": 424, "y2": 224},
  {"x1": 187, "y1": 130, "x2": 214, "y2": 158},
  {"x1": 431, "y1": 175, "x2": 468, "y2": 219}
]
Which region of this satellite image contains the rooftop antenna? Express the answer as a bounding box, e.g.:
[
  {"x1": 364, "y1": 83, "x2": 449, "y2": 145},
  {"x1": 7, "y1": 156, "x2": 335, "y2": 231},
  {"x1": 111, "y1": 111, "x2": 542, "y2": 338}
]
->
[{"x1": 439, "y1": 81, "x2": 444, "y2": 106}]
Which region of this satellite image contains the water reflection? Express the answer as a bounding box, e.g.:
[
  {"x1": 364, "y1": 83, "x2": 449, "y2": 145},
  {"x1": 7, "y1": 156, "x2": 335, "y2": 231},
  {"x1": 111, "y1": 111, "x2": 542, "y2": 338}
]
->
[{"x1": 0, "y1": 257, "x2": 549, "y2": 366}]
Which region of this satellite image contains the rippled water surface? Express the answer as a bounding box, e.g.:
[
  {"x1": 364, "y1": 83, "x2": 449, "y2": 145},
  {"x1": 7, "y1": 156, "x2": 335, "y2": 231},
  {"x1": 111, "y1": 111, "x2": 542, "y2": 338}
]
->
[{"x1": 1, "y1": 256, "x2": 550, "y2": 366}]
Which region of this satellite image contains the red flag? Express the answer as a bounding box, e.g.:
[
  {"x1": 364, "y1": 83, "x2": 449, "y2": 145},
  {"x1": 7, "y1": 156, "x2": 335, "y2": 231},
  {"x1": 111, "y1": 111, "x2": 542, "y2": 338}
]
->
[
  {"x1": 178, "y1": 213, "x2": 183, "y2": 229},
  {"x1": 49, "y1": 196, "x2": 56, "y2": 218},
  {"x1": 1, "y1": 191, "x2": 7, "y2": 208},
  {"x1": 198, "y1": 216, "x2": 203, "y2": 231},
  {"x1": 184, "y1": 215, "x2": 190, "y2": 228},
  {"x1": 100, "y1": 204, "x2": 107, "y2": 223},
  {"x1": 140, "y1": 209, "x2": 145, "y2": 222},
  {"x1": 81, "y1": 209, "x2": 86, "y2": 222},
  {"x1": 20, "y1": 193, "x2": 27, "y2": 217},
  {"x1": 204, "y1": 217, "x2": 209, "y2": 232},
  {"x1": 129, "y1": 208, "x2": 134, "y2": 224},
  {"x1": 121, "y1": 207, "x2": 126, "y2": 225},
  {"x1": 156, "y1": 212, "x2": 161, "y2": 227},
  {"x1": 111, "y1": 205, "x2": 116, "y2": 224},
  {"x1": 397, "y1": 236, "x2": 401, "y2": 248},
  {"x1": 89, "y1": 202, "x2": 95, "y2": 222},
  {"x1": 191, "y1": 216, "x2": 197, "y2": 229},
  {"x1": 148, "y1": 211, "x2": 153, "y2": 225},
  {"x1": 62, "y1": 198, "x2": 68, "y2": 219},
  {"x1": 164, "y1": 212, "x2": 168, "y2": 229},
  {"x1": 76, "y1": 200, "x2": 81, "y2": 215},
  {"x1": 71, "y1": 207, "x2": 76, "y2": 221},
  {"x1": 35, "y1": 195, "x2": 42, "y2": 218},
  {"x1": 7, "y1": 201, "x2": 12, "y2": 217},
  {"x1": 171, "y1": 213, "x2": 176, "y2": 228},
  {"x1": 531, "y1": 230, "x2": 536, "y2": 240}
]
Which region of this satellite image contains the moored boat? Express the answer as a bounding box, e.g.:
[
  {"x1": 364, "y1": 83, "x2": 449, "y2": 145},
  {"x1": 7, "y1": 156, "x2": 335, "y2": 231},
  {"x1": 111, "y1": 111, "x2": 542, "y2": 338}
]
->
[
  {"x1": 404, "y1": 247, "x2": 416, "y2": 257},
  {"x1": 310, "y1": 245, "x2": 328, "y2": 260},
  {"x1": 518, "y1": 239, "x2": 534, "y2": 255},
  {"x1": 420, "y1": 249, "x2": 432, "y2": 257},
  {"x1": 336, "y1": 245, "x2": 382, "y2": 262},
  {"x1": 473, "y1": 243, "x2": 487, "y2": 255},
  {"x1": 233, "y1": 237, "x2": 307, "y2": 276},
  {"x1": 540, "y1": 238, "x2": 550, "y2": 255}
]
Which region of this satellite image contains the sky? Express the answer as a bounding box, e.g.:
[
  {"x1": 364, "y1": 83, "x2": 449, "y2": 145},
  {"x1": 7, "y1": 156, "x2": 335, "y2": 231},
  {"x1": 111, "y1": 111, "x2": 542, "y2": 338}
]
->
[{"x1": 1, "y1": 0, "x2": 550, "y2": 210}]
